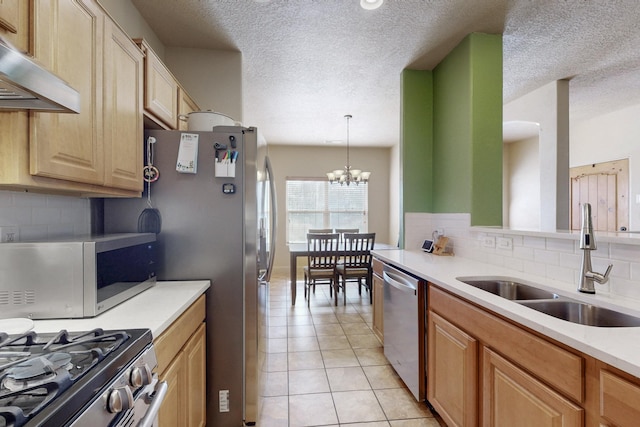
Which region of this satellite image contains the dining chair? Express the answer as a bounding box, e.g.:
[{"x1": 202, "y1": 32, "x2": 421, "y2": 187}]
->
[
  {"x1": 334, "y1": 228, "x2": 359, "y2": 242},
  {"x1": 303, "y1": 233, "x2": 340, "y2": 306},
  {"x1": 335, "y1": 232, "x2": 376, "y2": 305},
  {"x1": 307, "y1": 228, "x2": 333, "y2": 234}
]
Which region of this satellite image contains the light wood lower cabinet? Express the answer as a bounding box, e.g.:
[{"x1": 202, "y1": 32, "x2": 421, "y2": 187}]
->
[
  {"x1": 155, "y1": 295, "x2": 206, "y2": 427},
  {"x1": 428, "y1": 285, "x2": 585, "y2": 426},
  {"x1": 599, "y1": 369, "x2": 640, "y2": 427},
  {"x1": 483, "y1": 347, "x2": 582, "y2": 427},
  {"x1": 428, "y1": 311, "x2": 477, "y2": 427},
  {"x1": 158, "y1": 349, "x2": 186, "y2": 426},
  {"x1": 372, "y1": 259, "x2": 384, "y2": 343}
]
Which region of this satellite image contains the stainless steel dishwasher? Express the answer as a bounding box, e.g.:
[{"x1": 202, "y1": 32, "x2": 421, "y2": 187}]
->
[{"x1": 383, "y1": 263, "x2": 426, "y2": 401}]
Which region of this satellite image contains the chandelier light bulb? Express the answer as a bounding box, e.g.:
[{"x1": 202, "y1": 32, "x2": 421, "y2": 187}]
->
[{"x1": 326, "y1": 115, "x2": 371, "y2": 186}]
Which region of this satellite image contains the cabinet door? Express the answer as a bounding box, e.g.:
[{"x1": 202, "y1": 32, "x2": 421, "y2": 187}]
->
[
  {"x1": 0, "y1": 0, "x2": 18, "y2": 33},
  {"x1": 482, "y1": 347, "x2": 583, "y2": 427},
  {"x1": 30, "y1": 0, "x2": 105, "y2": 185},
  {"x1": 139, "y1": 40, "x2": 178, "y2": 129},
  {"x1": 185, "y1": 323, "x2": 207, "y2": 427},
  {"x1": 372, "y1": 273, "x2": 384, "y2": 343},
  {"x1": 428, "y1": 311, "x2": 478, "y2": 427},
  {"x1": 178, "y1": 86, "x2": 199, "y2": 131},
  {"x1": 600, "y1": 369, "x2": 640, "y2": 427},
  {"x1": 0, "y1": 0, "x2": 27, "y2": 51},
  {"x1": 103, "y1": 19, "x2": 143, "y2": 191},
  {"x1": 159, "y1": 350, "x2": 187, "y2": 427}
]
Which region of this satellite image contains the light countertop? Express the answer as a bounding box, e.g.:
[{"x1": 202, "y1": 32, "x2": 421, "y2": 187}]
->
[
  {"x1": 32, "y1": 281, "x2": 210, "y2": 338},
  {"x1": 372, "y1": 249, "x2": 640, "y2": 378}
]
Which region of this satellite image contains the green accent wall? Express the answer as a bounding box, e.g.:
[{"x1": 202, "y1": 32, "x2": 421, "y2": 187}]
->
[
  {"x1": 400, "y1": 70, "x2": 433, "y2": 230},
  {"x1": 399, "y1": 32, "x2": 503, "y2": 242}
]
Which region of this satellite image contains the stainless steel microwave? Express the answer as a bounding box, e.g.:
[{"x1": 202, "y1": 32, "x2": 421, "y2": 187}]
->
[{"x1": 0, "y1": 233, "x2": 157, "y2": 319}]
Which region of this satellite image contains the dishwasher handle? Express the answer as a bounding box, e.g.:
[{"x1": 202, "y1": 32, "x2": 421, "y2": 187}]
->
[{"x1": 383, "y1": 270, "x2": 417, "y2": 296}]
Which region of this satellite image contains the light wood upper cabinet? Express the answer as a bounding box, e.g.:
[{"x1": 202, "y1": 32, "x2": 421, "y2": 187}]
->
[
  {"x1": 0, "y1": 0, "x2": 19, "y2": 33},
  {"x1": 136, "y1": 39, "x2": 178, "y2": 129},
  {"x1": 103, "y1": 18, "x2": 144, "y2": 191},
  {"x1": 0, "y1": 0, "x2": 28, "y2": 51},
  {"x1": 0, "y1": 0, "x2": 144, "y2": 196},
  {"x1": 178, "y1": 86, "x2": 199, "y2": 131},
  {"x1": 30, "y1": 0, "x2": 105, "y2": 185}
]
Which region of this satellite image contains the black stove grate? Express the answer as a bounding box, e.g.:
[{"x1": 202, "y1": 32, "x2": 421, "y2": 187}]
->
[{"x1": 0, "y1": 328, "x2": 152, "y2": 427}]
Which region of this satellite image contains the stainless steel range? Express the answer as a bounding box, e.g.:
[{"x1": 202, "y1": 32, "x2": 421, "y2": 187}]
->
[{"x1": 0, "y1": 328, "x2": 166, "y2": 427}]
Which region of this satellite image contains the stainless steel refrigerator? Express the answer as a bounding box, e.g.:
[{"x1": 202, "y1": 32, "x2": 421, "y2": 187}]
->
[{"x1": 103, "y1": 126, "x2": 276, "y2": 427}]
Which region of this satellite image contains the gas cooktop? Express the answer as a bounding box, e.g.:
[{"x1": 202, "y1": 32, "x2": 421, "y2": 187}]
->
[{"x1": 0, "y1": 328, "x2": 153, "y2": 427}]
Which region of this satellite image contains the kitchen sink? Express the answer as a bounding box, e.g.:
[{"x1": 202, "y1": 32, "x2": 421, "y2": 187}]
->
[
  {"x1": 519, "y1": 300, "x2": 640, "y2": 327},
  {"x1": 457, "y1": 277, "x2": 559, "y2": 300},
  {"x1": 456, "y1": 276, "x2": 640, "y2": 327}
]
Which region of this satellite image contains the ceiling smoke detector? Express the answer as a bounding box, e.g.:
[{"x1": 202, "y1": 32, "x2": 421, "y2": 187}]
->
[{"x1": 360, "y1": 0, "x2": 383, "y2": 10}]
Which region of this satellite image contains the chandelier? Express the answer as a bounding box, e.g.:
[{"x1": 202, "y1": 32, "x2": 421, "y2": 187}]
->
[{"x1": 326, "y1": 115, "x2": 371, "y2": 185}]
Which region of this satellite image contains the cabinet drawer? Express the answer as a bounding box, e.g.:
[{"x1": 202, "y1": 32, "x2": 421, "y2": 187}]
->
[
  {"x1": 154, "y1": 295, "x2": 206, "y2": 373},
  {"x1": 600, "y1": 369, "x2": 640, "y2": 426},
  {"x1": 429, "y1": 285, "x2": 584, "y2": 403}
]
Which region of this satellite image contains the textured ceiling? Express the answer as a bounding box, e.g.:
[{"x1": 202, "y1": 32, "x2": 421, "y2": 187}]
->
[{"x1": 130, "y1": 0, "x2": 640, "y2": 147}]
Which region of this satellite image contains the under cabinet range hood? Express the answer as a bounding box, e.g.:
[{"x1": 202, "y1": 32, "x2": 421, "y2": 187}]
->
[{"x1": 0, "y1": 36, "x2": 80, "y2": 113}]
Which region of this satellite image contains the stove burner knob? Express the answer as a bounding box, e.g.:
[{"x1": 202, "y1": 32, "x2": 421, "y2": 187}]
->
[
  {"x1": 107, "y1": 386, "x2": 134, "y2": 414},
  {"x1": 130, "y1": 364, "x2": 153, "y2": 388}
]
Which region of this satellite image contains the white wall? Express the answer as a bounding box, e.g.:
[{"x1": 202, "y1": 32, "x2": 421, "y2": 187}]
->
[
  {"x1": 571, "y1": 103, "x2": 640, "y2": 230},
  {"x1": 504, "y1": 80, "x2": 570, "y2": 231},
  {"x1": 267, "y1": 144, "x2": 391, "y2": 274},
  {"x1": 504, "y1": 136, "x2": 540, "y2": 230}
]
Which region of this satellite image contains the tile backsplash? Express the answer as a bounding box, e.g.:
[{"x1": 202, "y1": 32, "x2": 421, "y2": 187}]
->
[
  {"x1": 405, "y1": 212, "x2": 640, "y2": 303},
  {"x1": 0, "y1": 191, "x2": 90, "y2": 241}
]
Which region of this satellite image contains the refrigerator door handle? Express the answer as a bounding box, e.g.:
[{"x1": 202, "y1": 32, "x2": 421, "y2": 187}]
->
[{"x1": 264, "y1": 156, "x2": 277, "y2": 282}]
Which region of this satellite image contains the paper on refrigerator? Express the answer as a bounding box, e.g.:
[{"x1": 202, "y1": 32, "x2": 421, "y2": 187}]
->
[{"x1": 176, "y1": 133, "x2": 199, "y2": 173}]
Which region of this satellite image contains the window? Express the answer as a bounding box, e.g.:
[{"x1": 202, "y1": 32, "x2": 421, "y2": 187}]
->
[{"x1": 286, "y1": 178, "x2": 368, "y2": 243}]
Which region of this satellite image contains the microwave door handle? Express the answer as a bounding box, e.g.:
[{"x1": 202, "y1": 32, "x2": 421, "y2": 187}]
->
[{"x1": 138, "y1": 380, "x2": 168, "y2": 427}]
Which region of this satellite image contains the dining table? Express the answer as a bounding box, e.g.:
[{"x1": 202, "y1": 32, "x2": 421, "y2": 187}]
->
[{"x1": 287, "y1": 241, "x2": 396, "y2": 305}]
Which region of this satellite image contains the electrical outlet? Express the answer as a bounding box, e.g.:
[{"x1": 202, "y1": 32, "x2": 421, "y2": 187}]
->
[
  {"x1": 0, "y1": 226, "x2": 19, "y2": 243},
  {"x1": 219, "y1": 390, "x2": 230, "y2": 412},
  {"x1": 482, "y1": 236, "x2": 496, "y2": 248},
  {"x1": 497, "y1": 237, "x2": 513, "y2": 250},
  {"x1": 434, "y1": 228, "x2": 444, "y2": 236}
]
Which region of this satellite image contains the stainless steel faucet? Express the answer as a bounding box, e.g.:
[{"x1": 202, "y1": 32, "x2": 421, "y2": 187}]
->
[{"x1": 578, "y1": 203, "x2": 613, "y2": 293}]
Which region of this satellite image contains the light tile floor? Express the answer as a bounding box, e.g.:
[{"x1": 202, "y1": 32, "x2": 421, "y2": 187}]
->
[{"x1": 258, "y1": 273, "x2": 444, "y2": 427}]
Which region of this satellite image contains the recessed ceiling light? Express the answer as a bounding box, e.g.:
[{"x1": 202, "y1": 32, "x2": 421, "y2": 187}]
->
[
  {"x1": 360, "y1": 0, "x2": 383, "y2": 10},
  {"x1": 325, "y1": 140, "x2": 343, "y2": 144}
]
